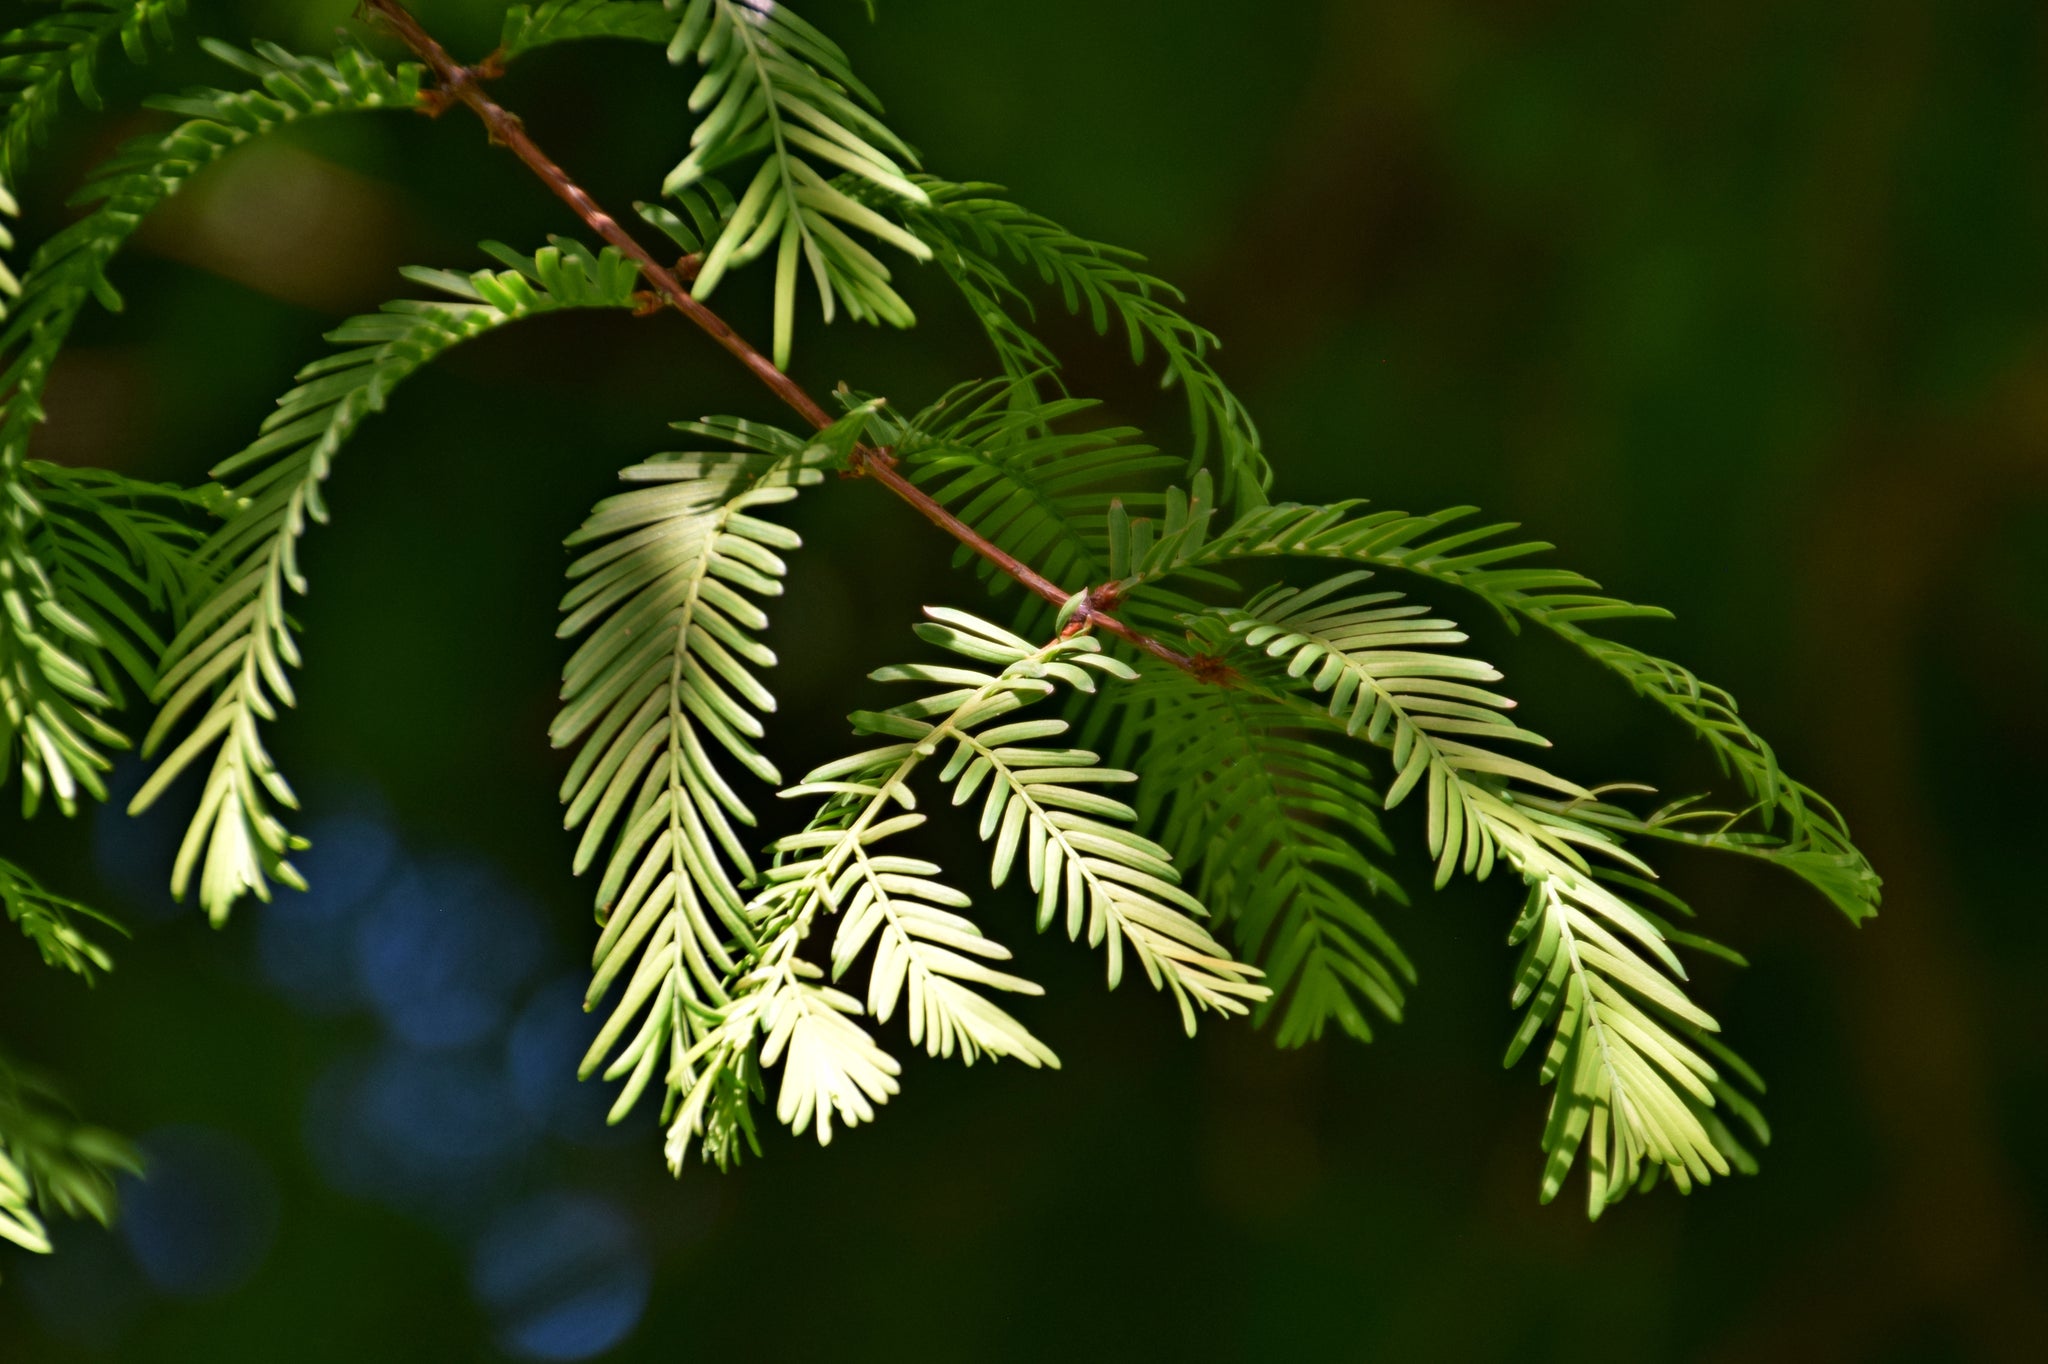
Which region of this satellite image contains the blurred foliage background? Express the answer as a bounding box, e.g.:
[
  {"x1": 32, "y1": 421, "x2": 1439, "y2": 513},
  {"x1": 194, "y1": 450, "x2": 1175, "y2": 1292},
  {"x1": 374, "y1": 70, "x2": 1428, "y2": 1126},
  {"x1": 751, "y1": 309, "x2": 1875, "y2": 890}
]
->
[{"x1": 2, "y1": 0, "x2": 2045, "y2": 1359}]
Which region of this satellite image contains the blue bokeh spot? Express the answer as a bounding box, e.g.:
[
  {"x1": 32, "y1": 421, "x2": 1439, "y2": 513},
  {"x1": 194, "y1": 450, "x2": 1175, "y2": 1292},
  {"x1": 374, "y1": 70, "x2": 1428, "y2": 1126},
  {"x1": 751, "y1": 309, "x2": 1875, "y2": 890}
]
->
[
  {"x1": 506, "y1": 976, "x2": 627, "y2": 1147},
  {"x1": 354, "y1": 855, "x2": 546, "y2": 1050},
  {"x1": 258, "y1": 812, "x2": 403, "y2": 1014},
  {"x1": 304, "y1": 1045, "x2": 537, "y2": 1216},
  {"x1": 117, "y1": 1126, "x2": 278, "y2": 1299},
  {"x1": 470, "y1": 1193, "x2": 650, "y2": 1362}
]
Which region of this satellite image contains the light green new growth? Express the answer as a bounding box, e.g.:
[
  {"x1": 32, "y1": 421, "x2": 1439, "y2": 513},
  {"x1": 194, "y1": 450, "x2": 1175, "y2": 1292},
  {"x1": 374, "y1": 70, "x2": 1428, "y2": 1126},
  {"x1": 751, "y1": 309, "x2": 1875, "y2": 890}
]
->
[
  {"x1": 1216, "y1": 574, "x2": 1764, "y2": 1210},
  {"x1": 2, "y1": 39, "x2": 424, "y2": 821},
  {"x1": 664, "y1": 612, "x2": 1264, "y2": 1170},
  {"x1": 558, "y1": 419, "x2": 832, "y2": 1127},
  {"x1": 135, "y1": 240, "x2": 644, "y2": 923},
  {"x1": 1104, "y1": 491, "x2": 1878, "y2": 921},
  {"x1": 662, "y1": 0, "x2": 929, "y2": 369},
  {"x1": 0, "y1": 0, "x2": 1878, "y2": 1262}
]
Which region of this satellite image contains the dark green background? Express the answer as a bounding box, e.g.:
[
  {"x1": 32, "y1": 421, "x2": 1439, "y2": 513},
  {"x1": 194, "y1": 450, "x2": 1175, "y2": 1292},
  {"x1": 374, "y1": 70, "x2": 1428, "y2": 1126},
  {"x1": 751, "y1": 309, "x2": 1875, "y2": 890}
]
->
[{"x1": 3, "y1": 0, "x2": 2045, "y2": 1359}]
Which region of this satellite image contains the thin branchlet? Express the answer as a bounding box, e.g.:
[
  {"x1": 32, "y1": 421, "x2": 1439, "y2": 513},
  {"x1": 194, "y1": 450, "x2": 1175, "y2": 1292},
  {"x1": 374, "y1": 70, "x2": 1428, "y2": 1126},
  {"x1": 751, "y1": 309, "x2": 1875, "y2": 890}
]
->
[{"x1": 364, "y1": 0, "x2": 1207, "y2": 679}]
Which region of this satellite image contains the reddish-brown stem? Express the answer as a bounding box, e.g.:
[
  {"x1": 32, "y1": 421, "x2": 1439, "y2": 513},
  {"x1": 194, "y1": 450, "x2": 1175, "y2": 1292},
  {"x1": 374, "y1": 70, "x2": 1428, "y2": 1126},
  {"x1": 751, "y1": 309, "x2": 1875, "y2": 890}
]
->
[
  {"x1": 366, "y1": 0, "x2": 834, "y2": 425},
  {"x1": 857, "y1": 456, "x2": 1203, "y2": 671},
  {"x1": 364, "y1": 0, "x2": 1210, "y2": 679}
]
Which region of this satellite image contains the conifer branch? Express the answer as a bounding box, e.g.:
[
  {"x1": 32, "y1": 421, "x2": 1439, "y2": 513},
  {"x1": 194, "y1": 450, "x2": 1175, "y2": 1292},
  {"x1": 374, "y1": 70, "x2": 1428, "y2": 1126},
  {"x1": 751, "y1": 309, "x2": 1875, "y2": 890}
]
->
[
  {"x1": 363, "y1": 0, "x2": 1208, "y2": 679},
  {"x1": 0, "y1": 0, "x2": 1873, "y2": 1228}
]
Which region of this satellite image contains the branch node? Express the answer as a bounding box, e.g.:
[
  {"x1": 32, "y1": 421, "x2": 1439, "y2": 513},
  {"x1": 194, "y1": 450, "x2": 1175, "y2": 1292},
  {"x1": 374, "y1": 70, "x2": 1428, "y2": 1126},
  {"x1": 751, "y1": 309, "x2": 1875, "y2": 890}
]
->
[
  {"x1": 482, "y1": 109, "x2": 526, "y2": 147},
  {"x1": 843, "y1": 444, "x2": 897, "y2": 479},
  {"x1": 363, "y1": 0, "x2": 1237, "y2": 695}
]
